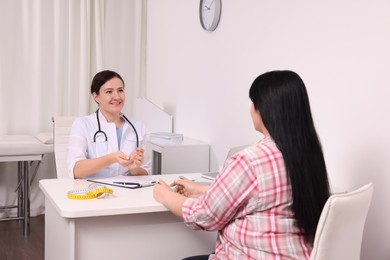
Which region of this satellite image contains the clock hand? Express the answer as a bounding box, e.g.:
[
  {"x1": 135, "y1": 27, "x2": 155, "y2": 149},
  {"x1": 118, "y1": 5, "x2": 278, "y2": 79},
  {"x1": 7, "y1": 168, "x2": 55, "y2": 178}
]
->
[{"x1": 205, "y1": 0, "x2": 215, "y2": 10}]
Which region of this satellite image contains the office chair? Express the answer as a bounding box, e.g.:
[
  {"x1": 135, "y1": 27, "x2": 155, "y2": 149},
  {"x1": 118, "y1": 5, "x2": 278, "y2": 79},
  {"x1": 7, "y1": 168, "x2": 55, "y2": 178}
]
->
[
  {"x1": 310, "y1": 182, "x2": 374, "y2": 260},
  {"x1": 52, "y1": 116, "x2": 76, "y2": 179},
  {"x1": 223, "y1": 144, "x2": 251, "y2": 168}
]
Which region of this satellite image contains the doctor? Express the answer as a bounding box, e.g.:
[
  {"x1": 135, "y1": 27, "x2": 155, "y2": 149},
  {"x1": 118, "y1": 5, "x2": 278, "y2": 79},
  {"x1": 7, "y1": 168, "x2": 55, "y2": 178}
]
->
[{"x1": 67, "y1": 70, "x2": 151, "y2": 179}]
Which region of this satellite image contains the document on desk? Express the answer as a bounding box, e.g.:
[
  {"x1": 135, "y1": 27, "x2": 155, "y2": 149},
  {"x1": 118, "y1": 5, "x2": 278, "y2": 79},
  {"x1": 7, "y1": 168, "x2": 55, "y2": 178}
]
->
[{"x1": 88, "y1": 175, "x2": 161, "y2": 189}]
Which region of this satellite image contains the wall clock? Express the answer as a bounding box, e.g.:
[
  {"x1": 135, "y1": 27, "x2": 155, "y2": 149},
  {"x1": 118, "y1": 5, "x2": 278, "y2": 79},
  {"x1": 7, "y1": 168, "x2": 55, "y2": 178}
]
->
[{"x1": 199, "y1": 0, "x2": 222, "y2": 31}]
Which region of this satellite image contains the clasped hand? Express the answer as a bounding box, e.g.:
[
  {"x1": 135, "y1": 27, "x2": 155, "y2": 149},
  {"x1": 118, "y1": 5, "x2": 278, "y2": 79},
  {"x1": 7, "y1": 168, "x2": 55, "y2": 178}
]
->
[
  {"x1": 154, "y1": 179, "x2": 205, "y2": 200},
  {"x1": 115, "y1": 147, "x2": 144, "y2": 168}
]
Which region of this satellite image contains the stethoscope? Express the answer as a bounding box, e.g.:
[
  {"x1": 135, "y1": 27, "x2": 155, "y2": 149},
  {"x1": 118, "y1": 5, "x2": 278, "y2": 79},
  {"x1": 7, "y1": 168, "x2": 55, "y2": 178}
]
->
[{"x1": 93, "y1": 109, "x2": 139, "y2": 147}]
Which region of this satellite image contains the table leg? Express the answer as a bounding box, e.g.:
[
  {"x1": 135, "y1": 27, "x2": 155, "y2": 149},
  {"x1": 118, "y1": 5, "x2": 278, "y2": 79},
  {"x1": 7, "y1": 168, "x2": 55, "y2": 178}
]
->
[
  {"x1": 23, "y1": 161, "x2": 30, "y2": 236},
  {"x1": 17, "y1": 161, "x2": 23, "y2": 219}
]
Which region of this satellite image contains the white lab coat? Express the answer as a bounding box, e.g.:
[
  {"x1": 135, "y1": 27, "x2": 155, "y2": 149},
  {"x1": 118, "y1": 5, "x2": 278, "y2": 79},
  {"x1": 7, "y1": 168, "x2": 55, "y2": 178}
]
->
[{"x1": 67, "y1": 110, "x2": 151, "y2": 179}]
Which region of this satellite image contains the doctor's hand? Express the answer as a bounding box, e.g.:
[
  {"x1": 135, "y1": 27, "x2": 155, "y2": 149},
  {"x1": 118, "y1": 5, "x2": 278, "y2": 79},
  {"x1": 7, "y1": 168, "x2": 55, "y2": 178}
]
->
[
  {"x1": 127, "y1": 148, "x2": 145, "y2": 175},
  {"x1": 113, "y1": 151, "x2": 135, "y2": 167}
]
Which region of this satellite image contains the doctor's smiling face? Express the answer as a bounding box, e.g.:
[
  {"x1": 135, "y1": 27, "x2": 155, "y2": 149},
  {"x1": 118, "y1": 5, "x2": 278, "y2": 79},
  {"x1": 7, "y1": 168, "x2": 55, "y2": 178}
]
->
[{"x1": 92, "y1": 75, "x2": 125, "y2": 116}]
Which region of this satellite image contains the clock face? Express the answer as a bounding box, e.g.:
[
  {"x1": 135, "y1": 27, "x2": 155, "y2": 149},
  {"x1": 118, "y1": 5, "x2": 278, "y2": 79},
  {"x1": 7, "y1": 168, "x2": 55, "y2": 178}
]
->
[{"x1": 199, "y1": 0, "x2": 221, "y2": 31}]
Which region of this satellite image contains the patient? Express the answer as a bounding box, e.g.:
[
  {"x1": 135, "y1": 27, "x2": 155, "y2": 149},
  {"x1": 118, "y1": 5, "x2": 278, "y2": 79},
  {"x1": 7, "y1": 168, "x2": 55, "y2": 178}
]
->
[{"x1": 153, "y1": 70, "x2": 330, "y2": 259}]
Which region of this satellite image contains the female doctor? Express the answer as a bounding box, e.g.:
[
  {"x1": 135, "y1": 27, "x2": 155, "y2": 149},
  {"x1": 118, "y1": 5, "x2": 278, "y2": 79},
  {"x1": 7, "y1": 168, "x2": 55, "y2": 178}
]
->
[{"x1": 67, "y1": 70, "x2": 151, "y2": 179}]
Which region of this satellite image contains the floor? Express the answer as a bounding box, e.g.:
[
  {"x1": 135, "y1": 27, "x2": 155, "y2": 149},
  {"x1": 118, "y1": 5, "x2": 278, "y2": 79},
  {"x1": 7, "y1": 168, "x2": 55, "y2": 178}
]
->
[{"x1": 0, "y1": 215, "x2": 44, "y2": 260}]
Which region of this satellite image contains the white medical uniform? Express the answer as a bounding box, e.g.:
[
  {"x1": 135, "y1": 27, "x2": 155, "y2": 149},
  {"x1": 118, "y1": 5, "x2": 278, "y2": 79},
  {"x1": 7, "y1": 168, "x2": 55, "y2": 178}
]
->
[{"x1": 67, "y1": 110, "x2": 151, "y2": 179}]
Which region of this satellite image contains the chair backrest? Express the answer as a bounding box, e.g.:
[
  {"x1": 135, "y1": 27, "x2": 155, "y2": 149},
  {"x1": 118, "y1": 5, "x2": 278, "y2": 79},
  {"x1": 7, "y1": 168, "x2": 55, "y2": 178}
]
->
[
  {"x1": 52, "y1": 116, "x2": 76, "y2": 179},
  {"x1": 310, "y1": 182, "x2": 374, "y2": 260},
  {"x1": 223, "y1": 144, "x2": 251, "y2": 168}
]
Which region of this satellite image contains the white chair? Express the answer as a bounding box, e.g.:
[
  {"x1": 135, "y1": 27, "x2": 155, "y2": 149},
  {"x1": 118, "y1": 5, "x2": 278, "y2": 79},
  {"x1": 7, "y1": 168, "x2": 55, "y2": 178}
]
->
[
  {"x1": 223, "y1": 144, "x2": 251, "y2": 168},
  {"x1": 52, "y1": 116, "x2": 76, "y2": 179},
  {"x1": 310, "y1": 182, "x2": 374, "y2": 260}
]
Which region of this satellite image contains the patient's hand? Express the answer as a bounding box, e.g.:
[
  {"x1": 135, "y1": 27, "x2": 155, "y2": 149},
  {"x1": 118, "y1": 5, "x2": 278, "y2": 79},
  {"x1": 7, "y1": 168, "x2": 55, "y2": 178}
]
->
[{"x1": 171, "y1": 179, "x2": 208, "y2": 198}]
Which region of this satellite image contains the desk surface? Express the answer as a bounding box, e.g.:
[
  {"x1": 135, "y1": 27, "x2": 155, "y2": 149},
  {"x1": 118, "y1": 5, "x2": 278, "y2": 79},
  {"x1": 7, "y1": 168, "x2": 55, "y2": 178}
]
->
[
  {"x1": 42, "y1": 173, "x2": 216, "y2": 260},
  {"x1": 39, "y1": 173, "x2": 208, "y2": 218}
]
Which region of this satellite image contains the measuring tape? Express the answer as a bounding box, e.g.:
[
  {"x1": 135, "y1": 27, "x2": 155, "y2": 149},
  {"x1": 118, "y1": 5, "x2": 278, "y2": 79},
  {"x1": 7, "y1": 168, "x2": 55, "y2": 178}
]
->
[{"x1": 67, "y1": 183, "x2": 113, "y2": 200}]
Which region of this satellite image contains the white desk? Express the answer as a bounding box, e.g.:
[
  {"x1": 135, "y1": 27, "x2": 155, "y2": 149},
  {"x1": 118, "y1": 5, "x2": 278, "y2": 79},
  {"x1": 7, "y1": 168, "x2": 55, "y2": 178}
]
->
[
  {"x1": 0, "y1": 134, "x2": 53, "y2": 235},
  {"x1": 39, "y1": 173, "x2": 217, "y2": 260}
]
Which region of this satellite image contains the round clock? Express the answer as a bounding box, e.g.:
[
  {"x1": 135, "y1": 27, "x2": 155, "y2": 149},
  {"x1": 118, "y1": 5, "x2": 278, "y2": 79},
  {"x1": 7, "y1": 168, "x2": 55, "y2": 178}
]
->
[{"x1": 199, "y1": 0, "x2": 222, "y2": 31}]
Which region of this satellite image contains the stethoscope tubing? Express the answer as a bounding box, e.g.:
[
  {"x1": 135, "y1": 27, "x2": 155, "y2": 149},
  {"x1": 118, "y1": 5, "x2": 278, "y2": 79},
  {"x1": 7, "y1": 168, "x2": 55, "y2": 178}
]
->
[
  {"x1": 93, "y1": 109, "x2": 139, "y2": 148},
  {"x1": 121, "y1": 113, "x2": 139, "y2": 148}
]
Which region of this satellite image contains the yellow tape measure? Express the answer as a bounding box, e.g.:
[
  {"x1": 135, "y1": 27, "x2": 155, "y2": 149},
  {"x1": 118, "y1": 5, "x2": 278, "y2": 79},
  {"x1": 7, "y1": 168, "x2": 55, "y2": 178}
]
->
[{"x1": 67, "y1": 183, "x2": 113, "y2": 200}]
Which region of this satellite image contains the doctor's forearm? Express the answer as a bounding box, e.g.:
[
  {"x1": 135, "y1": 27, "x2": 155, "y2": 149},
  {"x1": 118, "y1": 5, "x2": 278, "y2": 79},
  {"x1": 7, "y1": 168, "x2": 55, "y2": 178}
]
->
[
  {"x1": 73, "y1": 154, "x2": 116, "y2": 178},
  {"x1": 129, "y1": 166, "x2": 148, "y2": 176}
]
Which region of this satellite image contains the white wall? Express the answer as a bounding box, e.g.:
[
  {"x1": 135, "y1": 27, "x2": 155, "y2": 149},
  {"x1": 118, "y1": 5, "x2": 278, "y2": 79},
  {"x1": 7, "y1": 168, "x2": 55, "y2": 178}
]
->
[{"x1": 144, "y1": 0, "x2": 390, "y2": 259}]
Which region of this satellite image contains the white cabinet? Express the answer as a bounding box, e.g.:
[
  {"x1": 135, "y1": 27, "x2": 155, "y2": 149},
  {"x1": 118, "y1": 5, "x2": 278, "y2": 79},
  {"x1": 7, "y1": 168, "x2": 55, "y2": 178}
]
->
[{"x1": 148, "y1": 138, "x2": 210, "y2": 175}]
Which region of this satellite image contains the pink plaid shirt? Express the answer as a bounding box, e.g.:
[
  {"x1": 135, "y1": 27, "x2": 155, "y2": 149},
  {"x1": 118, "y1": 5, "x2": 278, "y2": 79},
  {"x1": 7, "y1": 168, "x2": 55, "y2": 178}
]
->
[{"x1": 183, "y1": 136, "x2": 311, "y2": 259}]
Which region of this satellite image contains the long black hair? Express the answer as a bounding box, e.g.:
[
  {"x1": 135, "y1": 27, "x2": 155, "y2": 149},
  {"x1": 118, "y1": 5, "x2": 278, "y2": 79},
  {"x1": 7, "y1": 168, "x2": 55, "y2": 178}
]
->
[{"x1": 249, "y1": 70, "x2": 330, "y2": 243}]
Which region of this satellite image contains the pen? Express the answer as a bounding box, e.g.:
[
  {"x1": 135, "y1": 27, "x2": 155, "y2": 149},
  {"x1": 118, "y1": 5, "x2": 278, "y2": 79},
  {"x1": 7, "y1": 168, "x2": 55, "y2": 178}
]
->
[
  {"x1": 114, "y1": 182, "x2": 135, "y2": 185},
  {"x1": 113, "y1": 181, "x2": 157, "y2": 187}
]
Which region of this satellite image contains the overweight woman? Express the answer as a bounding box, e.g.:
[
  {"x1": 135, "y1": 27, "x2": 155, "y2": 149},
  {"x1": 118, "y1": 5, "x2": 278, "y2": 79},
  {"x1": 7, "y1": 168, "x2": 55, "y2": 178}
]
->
[{"x1": 153, "y1": 70, "x2": 330, "y2": 259}]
